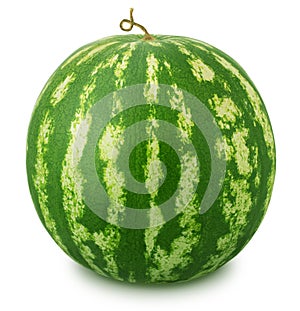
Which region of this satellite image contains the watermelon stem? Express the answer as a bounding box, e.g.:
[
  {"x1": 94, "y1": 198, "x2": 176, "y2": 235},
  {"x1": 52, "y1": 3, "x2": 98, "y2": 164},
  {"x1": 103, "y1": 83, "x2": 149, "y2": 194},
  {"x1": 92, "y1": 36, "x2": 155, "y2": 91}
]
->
[{"x1": 120, "y1": 8, "x2": 154, "y2": 41}]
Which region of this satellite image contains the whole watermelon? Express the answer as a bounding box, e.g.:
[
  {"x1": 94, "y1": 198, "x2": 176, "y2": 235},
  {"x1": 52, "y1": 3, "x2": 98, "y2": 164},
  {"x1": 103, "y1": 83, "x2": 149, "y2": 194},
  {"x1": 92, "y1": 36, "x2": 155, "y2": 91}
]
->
[{"x1": 26, "y1": 34, "x2": 276, "y2": 283}]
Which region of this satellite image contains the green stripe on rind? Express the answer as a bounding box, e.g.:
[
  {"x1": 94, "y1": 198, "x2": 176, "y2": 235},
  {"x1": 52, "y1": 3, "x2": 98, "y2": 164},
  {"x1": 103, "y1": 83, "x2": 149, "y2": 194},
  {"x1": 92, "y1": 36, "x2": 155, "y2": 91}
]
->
[
  {"x1": 32, "y1": 111, "x2": 69, "y2": 254},
  {"x1": 143, "y1": 53, "x2": 166, "y2": 279},
  {"x1": 192, "y1": 178, "x2": 253, "y2": 279},
  {"x1": 50, "y1": 73, "x2": 76, "y2": 106},
  {"x1": 212, "y1": 51, "x2": 275, "y2": 158},
  {"x1": 210, "y1": 48, "x2": 276, "y2": 215},
  {"x1": 97, "y1": 120, "x2": 124, "y2": 280},
  {"x1": 27, "y1": 34, "x2": 276, "y2": 283},
  {"x1": 60, "y1": 90, "x2": 107, "y2": 276},
  {"x1": 93, "y1": 44, "x2": 144, "y2": 279},
  {"x1": 144, "y1": 53, "x2": 165, "y2": 226},
  {"x1": 145, "y1": 78, "x2": 202, "y2": 282}
]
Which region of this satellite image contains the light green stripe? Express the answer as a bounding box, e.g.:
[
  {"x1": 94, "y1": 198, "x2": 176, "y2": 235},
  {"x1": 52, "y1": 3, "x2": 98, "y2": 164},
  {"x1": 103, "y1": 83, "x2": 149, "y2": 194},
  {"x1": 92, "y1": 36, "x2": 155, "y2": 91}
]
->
[
  {"x1": 50, "y1": 73, "x2": 76, "y2": 107},
  {"x1": 163, "y1": 60, "x2": 172, "y2": 77},
  {"x1": 144, "y1": 54, "x2": 166, "y2": 278},
  {"x1": 146, "y1": 200, "x2": 201, "y2": 282},
  {"x1": 193, "y1": 178, "x2": 252, "y2": 279},
  {"x1": 147, "y1": 40, "x2": 162, "y2": 47},
  {"x1": 61, "y1": 44, "x2": 96, "y2": 69},
  {"x1": 98, "y1": 122, "x2": 126, "y2": 225},
  {"x1": 175, "y1": 152, "x2": 199, "y2": 213},
  {"x1": 33, "y1": 111, "x2": 69, "y2": 254},
  {"x1": 145, "y1": 81, "x2": 201, "y2": 282},
  {"x1": 192, "y1": 126, "x2": 253, "y2": 279},
  {"x1": 169, "y1": 84, "x2": 193, "y2": 143},
  {"x1": 76, "y1": 41, "x2": 118, "y2": 66},
  {"x1": 60, "y1": 78, "x2": 107, "y2": 276},
  {"x1": 213, "y1": 51, "x2": 275, "y2": 220},
  {"x1": 187, "y1": 57, "x2": 215, "y2": 82},
  {"x1": 213, "y1": 52, "x2": 275, "y2": 159},
  {"x1": 92, "y1": 44, "x2": 138, "y2": 278},
  {"x1": 169, "y1": 84, "x2": 199, "y2": 214},
  {"x1": 144, "y1": 225, "x2": 162, "y2": 259},
  {"x1": 144, "y1": 53, "x2": 165, "y2": 224},
  {"x1": 114, "y1": 42, "x2": 137, "y2": 89},
  {"x1": 252, "y1": 146, "x2": 260, "y2": 187},
  {"x1": 169, "y1": 39, "x2": 190, "y2": 56},
  {"x1": 145, "y1": 118, "x2": 165, "y2": 225},
  {"x1": 173, "y1": 41, "x2": 215, "y2": 82},
  {"x1": 144, "y1": 53, "x2": 159, "y2": 103},
  {"x1": 79, "y1": 77, "x2": 97, "y2": 105},
  {"x1": 208, "y1": 94, "x2": 242, "y2": 130},
  {"x1": 232, "y1": 128, "x2": 252, "y2": 176},
  {"x1": 91, "y1": 54, "x2": 119, "y2": 76},
  {"x1": 95, "y1": 90, "x2": 129, "y2": 279},
  {"x1": 93, "y1": 226, "x2": 122, "y2": 280},
  {"x1": 128, "y1": 271, "x2": 136, "y2": 283},
  {"x1": 181, "y1": 37, "x2": 212, "y2": 51}
]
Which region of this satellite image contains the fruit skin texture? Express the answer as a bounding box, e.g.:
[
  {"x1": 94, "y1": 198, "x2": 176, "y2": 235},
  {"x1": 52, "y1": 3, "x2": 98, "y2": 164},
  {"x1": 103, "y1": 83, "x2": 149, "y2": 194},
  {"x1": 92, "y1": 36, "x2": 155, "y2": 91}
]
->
[{"x1": 27, "y1": 34, "x2": 275, "y2": 283}]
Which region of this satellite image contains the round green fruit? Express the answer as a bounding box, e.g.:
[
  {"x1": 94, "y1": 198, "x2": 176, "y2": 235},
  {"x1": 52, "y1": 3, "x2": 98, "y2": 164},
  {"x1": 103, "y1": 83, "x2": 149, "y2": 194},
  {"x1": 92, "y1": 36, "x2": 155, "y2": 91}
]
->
[{"x1": 27, "y1": 32, "x2": 275, "y2": 283}]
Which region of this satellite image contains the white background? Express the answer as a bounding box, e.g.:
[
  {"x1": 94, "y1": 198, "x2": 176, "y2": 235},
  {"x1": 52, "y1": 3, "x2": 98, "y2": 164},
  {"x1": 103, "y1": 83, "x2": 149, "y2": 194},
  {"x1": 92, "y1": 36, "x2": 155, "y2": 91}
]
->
[{"x1": 1, "y1": 0, "x2": 299, "y2": 310}]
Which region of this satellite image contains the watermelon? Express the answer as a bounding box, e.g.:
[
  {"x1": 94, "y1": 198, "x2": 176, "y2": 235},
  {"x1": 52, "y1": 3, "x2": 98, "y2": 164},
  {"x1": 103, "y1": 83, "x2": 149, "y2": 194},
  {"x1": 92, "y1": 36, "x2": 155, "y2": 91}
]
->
[{"x1": 27, "y1": 27, "x2": 275, "y2": 283}]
